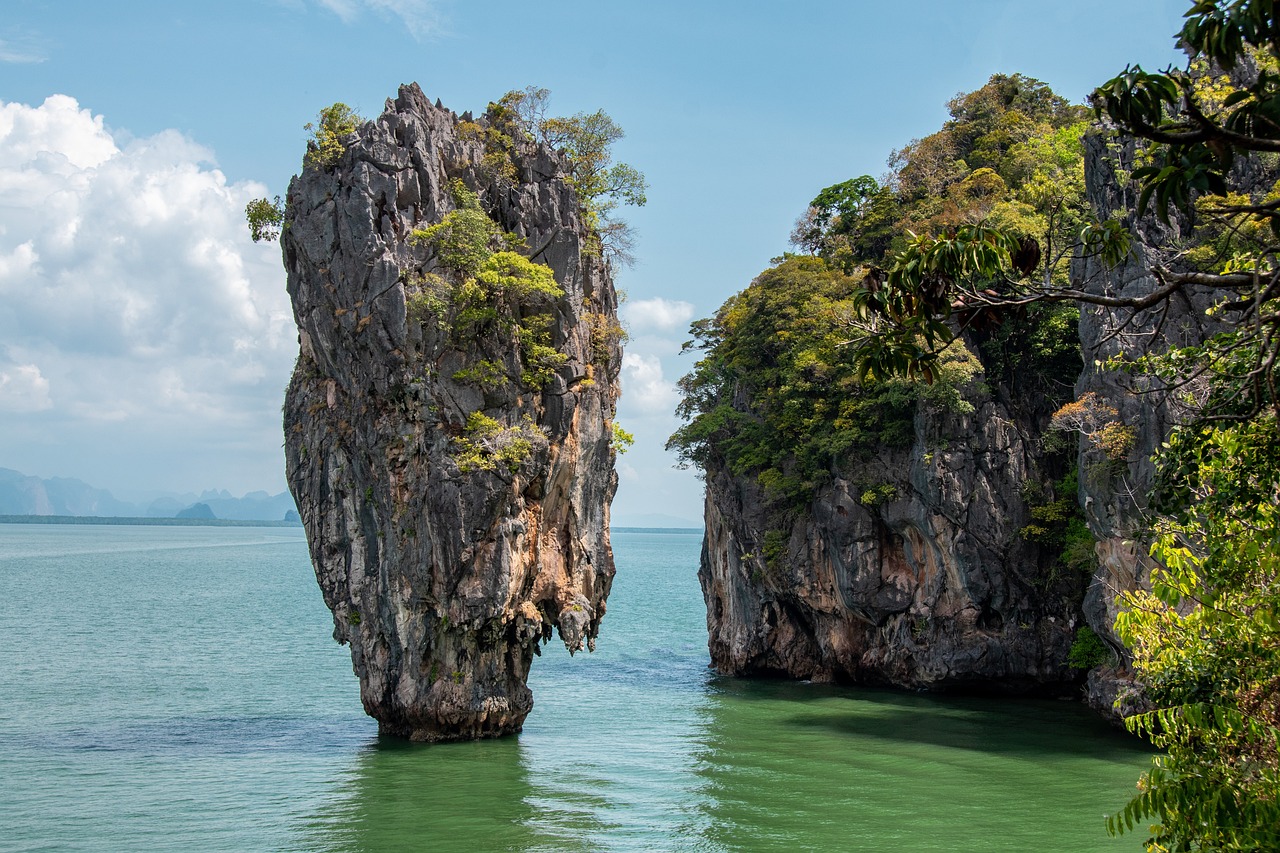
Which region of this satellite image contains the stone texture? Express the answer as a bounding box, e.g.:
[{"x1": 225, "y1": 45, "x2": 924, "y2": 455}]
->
[
  {"x1": 281, "y1": 84, "x2": 622, "y2": 741},
  {"x1": 1071, "y1": 133, "x2": 1227, "y2": 721},
  {"x1": 699, "y1": 132, "x2": 1249, "y2": 718},
  {"x1": 700, "y1": 378, "x2": 1086, "y2": 694}
]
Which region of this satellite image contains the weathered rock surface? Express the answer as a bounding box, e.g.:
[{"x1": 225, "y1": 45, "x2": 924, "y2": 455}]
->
[
  {"x1": 700, "y1": 130, "x2": 1254, "y2": 715},
  {"x1": 1072, "y1": 134, "x2": 1229, "y2": 721},
  {"x1": 281, "y1": 84, "x2": 622, "y2": 741},
  {"x1": 701, "y1": 380, "x2": 1085, "y2": 692}
]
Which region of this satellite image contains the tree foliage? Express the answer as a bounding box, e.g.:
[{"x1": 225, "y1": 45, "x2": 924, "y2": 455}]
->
[
  {"x1": 667, "y1": 255, "x2": 983, "y2": 505},
  {"x1": 799, "y1": 5, "x2": 1280, "y2": 848},
  {"x1": 789, "y1": 75, "x2": 1090, "y2": 394},
  {"x1": 1108, "y1": 413, "x2": 1280, "y2": 851},
  {"x1": 795, "y1": 74, "x2": 1088, "y2": 277},
  {"x1": 245, "y1": 195, "x2": 284, "y2": 243},
  {"x1": 672, "y1": 76, "x2": 1099, "y2": 511},
  {"x1": 475, "y1": 87, "x2": 647, "y2": 266},
  {"x1": 304, "y1": 102, "x2": 364, "y2": 169},
  {"x1": 409, "y1": 180, "x2": 567, "y2": 391}
]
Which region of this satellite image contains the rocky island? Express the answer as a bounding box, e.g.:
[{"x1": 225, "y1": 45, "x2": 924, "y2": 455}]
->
[
  {"x1": 671, "y1": 70, "x2": 1273, "y2": 728},
  {"x1": 280, "y1": 85, "x2": 625, "y2": 741}
]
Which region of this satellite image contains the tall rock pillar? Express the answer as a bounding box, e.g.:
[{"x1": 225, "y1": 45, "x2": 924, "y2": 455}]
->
[{"x1": 281, "y1": 84, "x2": 623, "y2": 741}]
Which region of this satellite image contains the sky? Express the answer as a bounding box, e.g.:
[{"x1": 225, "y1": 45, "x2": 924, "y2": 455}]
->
[{"x1": 2, "y1": 0, "x2": 1188, "y2": 523}]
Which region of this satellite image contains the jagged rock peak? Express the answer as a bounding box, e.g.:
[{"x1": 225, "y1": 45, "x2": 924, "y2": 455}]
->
[{"x1": 281, "y1": 82, "x2": 624, "y2": 741}]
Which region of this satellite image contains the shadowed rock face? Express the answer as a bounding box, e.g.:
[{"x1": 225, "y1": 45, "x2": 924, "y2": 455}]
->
[
  {"x1": 700, "y1": 384, "x2": 1086, "y2": 694},
  {"x1": 281, "y1": 84, "x2": 622, "y2": 741},
  {"x1": 1071, "y1": 134, "x2": 1229, "y2": 722}
]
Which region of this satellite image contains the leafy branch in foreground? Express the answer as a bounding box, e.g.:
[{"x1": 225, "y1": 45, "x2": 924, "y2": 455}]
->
[
  {"x1": 1089, "y1": 4, "x2": 1280, "y2": 834},
  {"x1": 837, "y1": 220, "x2": 1142, "y2": 384},
  {"x1": 1107, "y1": 412, "x2": 1280, "y2": 852}
]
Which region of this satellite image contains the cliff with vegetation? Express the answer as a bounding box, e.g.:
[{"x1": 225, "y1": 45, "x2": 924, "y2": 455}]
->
[
  {"x1": 1069, "y1": 136, "x2": 1197, "y2": 719},
  {"x1": 682, "y1": 261, "x2": 1089, "y2": 690},
  {"x1": 280, "y1": 84, "x2": 626, "y2": 741},
  {"x1": 673, "y1": 76, "x2": 1098, "y2": 693},
  {"x1": 1070, "y1": 127, "x2": 1276, "y2": 720},
  {"x1": 680, "y1": 28, "x2": 1280, "y2": 843}
]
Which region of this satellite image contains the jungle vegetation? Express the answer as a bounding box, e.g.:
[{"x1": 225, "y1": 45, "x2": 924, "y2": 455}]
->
[
  {"x1": 672, "y1": 3, "x2": 1279, "y2": 847},
  {"x1": 782, "y1": 2, "x2": 1280, "y2": 848},
  {"x1": 668, "y1": 73, "x2": 1087, "y2": 507}
]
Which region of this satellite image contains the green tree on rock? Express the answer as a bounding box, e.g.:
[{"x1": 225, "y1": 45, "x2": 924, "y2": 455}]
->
[
  {"x1": 245, "y1": 196, "x2": 284, "y2": 243},
  {"x1": 305, "y1": 102, "x2": 364, "y2": 169},
  {"x1": 488, "y1": 87, "x2": 647, "y2": 265}
]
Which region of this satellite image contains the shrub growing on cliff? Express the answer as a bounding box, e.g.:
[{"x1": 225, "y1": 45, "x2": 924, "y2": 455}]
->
[
  {"x1": 610, "y1": 422, "x2": 635, "y2": 454},
  {"x1": 1067, "y1": 625, "x2": 1112, "y2": 670},
  {"x1": 410, "y1": 180, "x2": 568, "y2": 390},
  {"x1": 486, "y1": 87, "x2": 647, "y2": 265},
  {"x1": 453, "y1": 412, "x2": 546, "y2": 473},
  {"x1": 305, "y1": 102, "x2": 363, "y2": 169}
]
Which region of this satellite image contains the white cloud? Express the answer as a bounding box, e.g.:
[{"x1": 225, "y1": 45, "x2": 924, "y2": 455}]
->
[
  {"x1": 0, "y1": 361, "x2": 52, "y2": 413},
  {"x1": 0, "y1": 95, "x2": 294, "y2": 492},
  {"x1": 0, "y1": 94, "x2": 114, "y2": 169},
  {"x1": 311, "y1": 0, "x2": 442, "y2": 38},
  {"x1": 621, "y1": 297, "x2": 695, "y2": 334},
  {"x1": 620, "y1": 352, "x2": 679, "y2": 414},
  {"x1": 0, "y1": 37, "x2": 47, "y2": 64}
]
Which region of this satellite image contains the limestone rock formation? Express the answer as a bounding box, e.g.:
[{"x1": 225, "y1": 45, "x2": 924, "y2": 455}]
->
[
  {"x1": 696, "y1": 131, "x2": 1242, "y2": 716},
  {"x1": 281, "y1": 84, "x2": 623, "y2": 741},
  {"x1": 1071, "y1": 134, "x2": 1227, "y2": 721},
  {"x1": 700, "y1": 381, "x2": 1085, "y2": 692}
]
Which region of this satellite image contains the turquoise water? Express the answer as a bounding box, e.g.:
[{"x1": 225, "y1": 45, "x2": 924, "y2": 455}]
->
[{"x1": 0, "y1": 525, "x2": 1150, "y2": 851}]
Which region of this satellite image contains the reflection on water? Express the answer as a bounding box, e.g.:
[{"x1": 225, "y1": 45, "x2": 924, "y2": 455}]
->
[
  {"x1": 297, "y1": 532, "x2": 1150, "y2": 853},
  {"x1": 302, "y1": 531, "x2": 719, "y2": 852},
  {"x1": 2, "y1": 527, "x2": 1152, "y2": 852},
  {"x1": 300, "y1": 736, "x2": 590, "y2": 853},
  {"x1": 692, "y1": 680, "x2": 1151, "y2": 852}
]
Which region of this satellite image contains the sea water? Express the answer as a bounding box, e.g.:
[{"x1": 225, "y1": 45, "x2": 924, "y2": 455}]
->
[{"x1": 0, "y1": 525, "x2": 1150, "y2": 852}]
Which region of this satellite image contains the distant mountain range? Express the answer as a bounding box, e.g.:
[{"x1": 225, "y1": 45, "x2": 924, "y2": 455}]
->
[
  {"x1": 0, "y1": 467, "x2": 698, "y2": 528},
  {"x1": 0, "y1": 468, "x2": 299, "y2": 522}
]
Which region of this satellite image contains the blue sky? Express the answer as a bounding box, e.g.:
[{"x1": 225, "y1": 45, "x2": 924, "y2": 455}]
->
[{"x1": 1, "y1": 0, "x2": 1186, "y2": 523}]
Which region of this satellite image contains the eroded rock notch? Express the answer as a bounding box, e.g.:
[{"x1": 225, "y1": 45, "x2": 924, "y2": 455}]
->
[{"x1": 282, "y1": 84, "x2": 622, "y2": 741}]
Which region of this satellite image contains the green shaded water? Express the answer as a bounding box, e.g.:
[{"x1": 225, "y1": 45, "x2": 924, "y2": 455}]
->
[{"x1": 0, "y1": 526, "x2": 1150, "y2": 851}]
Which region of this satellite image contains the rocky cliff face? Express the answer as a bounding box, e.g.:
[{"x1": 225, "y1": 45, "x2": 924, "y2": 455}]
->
[
  {"x1": 698, "y1": 132, "x2": 1243, "y2": 715},
  {"x1": 1071, "y1": 134, "x2": 1228, "y2": 720},
  {"x1": 281, "y1": 84, "x2": 622, "y2": 741},
  {"x1": 700, "y1": 379, "x2": 1085, "y2": 692}
]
